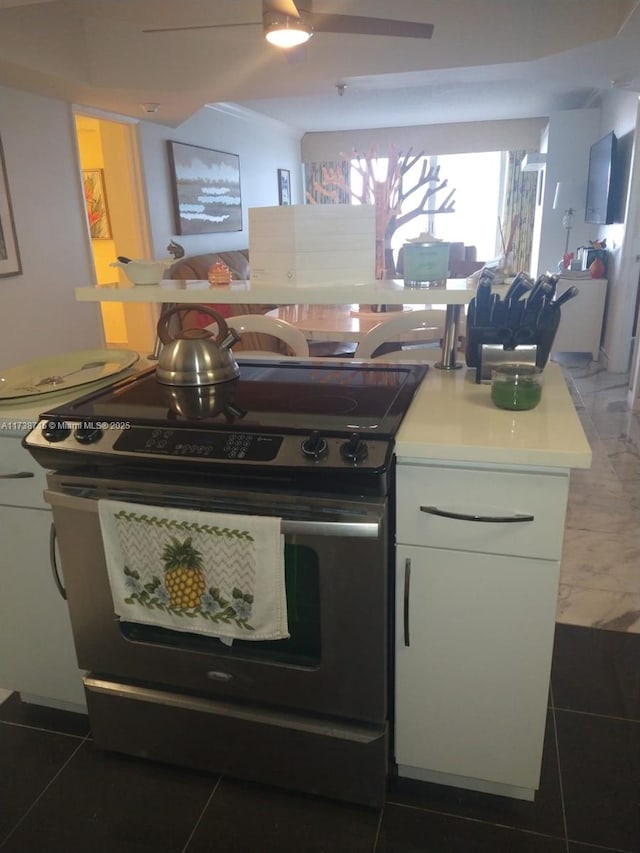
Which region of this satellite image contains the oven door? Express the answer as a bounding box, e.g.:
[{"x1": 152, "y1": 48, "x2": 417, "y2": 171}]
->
[{"x1": 45, "y1": 472, "x2": 389, "y2": 725}]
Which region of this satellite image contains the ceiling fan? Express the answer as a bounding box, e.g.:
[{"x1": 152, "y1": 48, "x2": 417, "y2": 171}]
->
[{"x1": 143, "y1": 1, "x2": 434, "y2": 49}]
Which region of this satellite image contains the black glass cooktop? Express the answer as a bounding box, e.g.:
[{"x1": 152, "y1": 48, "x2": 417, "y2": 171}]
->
[{"x1": 41, "y1": 360, "x2": 428, "y2": 438}]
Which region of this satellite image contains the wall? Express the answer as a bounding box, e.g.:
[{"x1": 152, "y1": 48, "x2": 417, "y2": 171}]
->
[
  {"x1": 0, "y1": 86, "x2": 103, "y2": 370},
  {"x1": 139, "y1": 104, "x2": 303, "y2": 259},
  {"x1": 593, "y1": 89, "x2": 639, "y2": 374},
  {"x1": 301, "y1": 118, "x2": 547, "y2": 162},
  {"x1": 534, "y1": 109, "x2": 601, "y2": 277}
]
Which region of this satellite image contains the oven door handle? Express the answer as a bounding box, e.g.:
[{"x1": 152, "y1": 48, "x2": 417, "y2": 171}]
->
[{"x1": 43, "y1": 489, "x2": 381, "y2": 539}]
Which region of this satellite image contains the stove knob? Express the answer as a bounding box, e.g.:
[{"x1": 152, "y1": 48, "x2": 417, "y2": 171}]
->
[
  {"x1": 74, "y1": 424, "x2": 103, "y2": 445},
  {"x1": 301, "y1": 430, "x2": 328, "y2": 461},
  {"x1": 341, "y1": 433, "x2": 368, "y2": 465},
  {"x1": 41, "y1": 420, "x2": 71, "y2": 443}
]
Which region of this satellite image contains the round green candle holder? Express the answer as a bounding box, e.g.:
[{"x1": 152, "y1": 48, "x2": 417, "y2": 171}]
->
[{"x1": 491, "y1": 364, "x2": 543, "y2": 411}]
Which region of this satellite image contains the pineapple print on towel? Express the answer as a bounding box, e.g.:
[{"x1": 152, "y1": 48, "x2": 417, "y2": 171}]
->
[
  {"x1": 98, "y1": 499, "x2": 288, "y2": 641},
  {"x1": 163, "y1": 536, "x2": 207, "y2": 609}
]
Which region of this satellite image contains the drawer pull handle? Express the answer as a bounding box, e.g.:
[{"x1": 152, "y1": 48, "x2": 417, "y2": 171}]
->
[
  {"x1": 403, "y1": 557, "x2": 411, "y2": 647},
  {"x1": 420, "y1": 505, "x2": 534, "y2": 523},
  {"x1": 0, "y1": 471, "x2": 35, "y2": 479}
]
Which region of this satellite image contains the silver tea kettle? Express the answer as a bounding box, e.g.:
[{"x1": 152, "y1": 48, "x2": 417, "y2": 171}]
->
[{"x1": 156, "y1": 304, "x2": 240, "y2": 386}]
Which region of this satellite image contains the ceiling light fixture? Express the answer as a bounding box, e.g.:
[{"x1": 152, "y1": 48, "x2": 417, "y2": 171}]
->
[{"x1": 264, "y1": 11, "x2": 312, "y2": 48}]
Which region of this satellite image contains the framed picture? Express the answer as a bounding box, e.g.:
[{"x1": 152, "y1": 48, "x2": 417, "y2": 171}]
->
[
  {"x1": 82, "y1": 169, "x2": 112, "y2": 240},
  {"x1": 168, "y1": 141, "x2": 242, "y2": 235},
  {"x1": 0, "y1": 135, "x2": 22, "y2": 278},
  {"x1": 278, "y1": 168, "x2": 291, "y2": 205}
]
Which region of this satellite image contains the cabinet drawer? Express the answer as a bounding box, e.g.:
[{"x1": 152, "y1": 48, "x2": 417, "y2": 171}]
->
[
  {"x1": 0, "y1": 436, "x2": 48, "y2": 509},
  {"x1": 396, "y1": 464, "x2": 569, "y2": 560}
]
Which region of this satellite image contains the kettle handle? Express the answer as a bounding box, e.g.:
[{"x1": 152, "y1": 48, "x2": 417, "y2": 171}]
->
[{"x1": 157, "y1": 304, "x2": 231, "y2": 345}]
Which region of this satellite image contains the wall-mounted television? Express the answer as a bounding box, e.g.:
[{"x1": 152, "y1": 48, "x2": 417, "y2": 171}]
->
[{"x1": 585, "y1": 131, "x2": 618, "y2": 225}]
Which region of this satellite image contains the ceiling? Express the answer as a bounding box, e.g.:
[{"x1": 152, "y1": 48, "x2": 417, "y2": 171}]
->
[{"x1": 1, "y1": 0, "x2": 640, "y2": 133}]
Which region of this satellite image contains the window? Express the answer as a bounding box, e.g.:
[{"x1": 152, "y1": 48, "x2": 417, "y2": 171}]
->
[{"x1": 349, "y1": 150, "x2": 506, "y2": 263}]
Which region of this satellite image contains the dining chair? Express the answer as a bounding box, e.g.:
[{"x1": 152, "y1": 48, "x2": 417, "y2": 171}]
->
[
  {"x1": 355, "y1": 309, "x2": 463, "y2": 361},
  {"x1": 224, "y1": 314, "x2": 310, "y2": 358}
]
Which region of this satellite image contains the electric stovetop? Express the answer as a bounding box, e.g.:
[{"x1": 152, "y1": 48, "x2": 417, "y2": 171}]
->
[
  {"x1": 38, "y1": 360, "x2": 428, "y2": 438},
  {"x1": 23, "y1": 360, "x2": 428, "y2": 485}
]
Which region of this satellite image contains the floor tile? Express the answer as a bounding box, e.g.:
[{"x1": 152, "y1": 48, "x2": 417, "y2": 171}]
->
[
  {"x1": 555, "y1": 709, "x2": 640, "y2": 851},
  {"x1": 185, "y1": 776, "x2": 380, "y2": 853},
  {"x1": 0, "y1": 722, "x2": 83, "y2": 843},
  {"x1": 552, "y1": 624, "x2": 640, "y2": 719},
  {"x1": 568, "y1": 844, "x2": 636, "y2": 852},
  {"x1": 0, "y1": 741, "x2": 217, "y2": 853},
  {"x1": 376, "y1": 803, "x2": 567, "y2": 852},
  {"x1": 387, "y1": 708, "x2": 564, "y2": 839},
  {"x1": 0, "y1": 691, "x2": 90, "y2": 737}
]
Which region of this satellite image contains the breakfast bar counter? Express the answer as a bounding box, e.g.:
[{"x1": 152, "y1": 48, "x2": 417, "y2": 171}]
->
[{"x1": 74, "y1": 278, "x2": 475, "y2": 306}]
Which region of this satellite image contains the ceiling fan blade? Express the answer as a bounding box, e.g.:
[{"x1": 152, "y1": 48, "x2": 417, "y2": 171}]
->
[
  {"x1": 264, "y1": 0, "x2": 302, "y2": 16},
  {"x1": 310, "y1": 13, "x2": 433, "y2": 39},
  {"x1": 143, "y1": 21, "x2": 259, "y2": 34}
]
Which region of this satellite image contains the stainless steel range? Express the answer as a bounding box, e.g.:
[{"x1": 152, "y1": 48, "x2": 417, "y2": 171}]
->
[{"x1": 23, "y1": 359, "x2": 427, "y2": 807}]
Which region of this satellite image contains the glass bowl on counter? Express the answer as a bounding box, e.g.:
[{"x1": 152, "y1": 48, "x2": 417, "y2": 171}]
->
[{"x1": 490, "y1": 364, "x2": 543, "y2": 411}]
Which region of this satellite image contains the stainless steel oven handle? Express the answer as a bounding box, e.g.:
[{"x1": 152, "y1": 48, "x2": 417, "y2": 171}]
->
[
  {"x1": 43, "y1": 489, "x2": 381, "y2": 538},
  {"x1": 49, "y1": 523, "x2": 67, "y2": 600},
  {"x1": 403, "y1": 557, "x2": 411, "y2": 647},
  {"x1": 0, "y1": 471, "x2": 35, "y2": 479}
]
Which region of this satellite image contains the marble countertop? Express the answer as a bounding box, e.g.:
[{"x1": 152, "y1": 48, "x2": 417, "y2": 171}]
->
[
  {"x1": 395, "y1": 361, "x2": 592, "y2": 469},
  {"x1": 75, "y1": 278, "x2": 476, "y2": 306}
]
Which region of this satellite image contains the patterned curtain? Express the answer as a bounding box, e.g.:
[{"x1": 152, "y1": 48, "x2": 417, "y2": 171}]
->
[
  {"x1": 304, "y1": 160, "x2": 351, "y2": 204},
  {"x1": 502, "y1": 150, "x2": 538, "y2": 273}
]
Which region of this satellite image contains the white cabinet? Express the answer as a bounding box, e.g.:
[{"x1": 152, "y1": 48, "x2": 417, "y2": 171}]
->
[
  {"x1": 552, "y1": 277, "x2": 607, "y2": 359},
  {"x1": 394, "y1": 461, "x2": 569, "y2": 800},
  {"x1": 0, "y1": 435, "x2": 86, "y2": 711}
]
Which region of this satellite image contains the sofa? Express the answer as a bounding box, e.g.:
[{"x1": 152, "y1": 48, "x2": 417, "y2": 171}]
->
[
  {"x1": 166, "y1": 250, "x2": 354, "y2": 357},
  {"x1": 166, "y1": 250, "x2": 283, "y2": 353}
]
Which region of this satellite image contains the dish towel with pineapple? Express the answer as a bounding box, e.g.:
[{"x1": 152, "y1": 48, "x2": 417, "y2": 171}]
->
[{"x1": 98, "y1": 499, "x2": 289, "y2": 643}]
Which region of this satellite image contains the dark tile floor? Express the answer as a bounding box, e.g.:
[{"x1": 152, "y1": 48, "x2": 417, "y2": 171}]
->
[{"x1": 1, "y1": 624, "x2": 638, "y2": 852}]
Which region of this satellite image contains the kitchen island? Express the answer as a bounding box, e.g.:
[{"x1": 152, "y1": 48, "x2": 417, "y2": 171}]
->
[{"x1": 1, "y1": 354, "x2": 591, "y2": 803}]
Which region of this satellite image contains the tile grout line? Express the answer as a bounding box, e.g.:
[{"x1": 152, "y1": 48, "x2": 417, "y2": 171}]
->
[
  {"x1": 371, "y1": 801, "x2": 385, "y2": 852},
  {"x1": 549, "y1": 685, "x2": 571, "y2": 853},
  {"x1": 0, "y1": 717, "x2": 89, "y2": 740},
  {"x1": 383, "y1": 799, "x2": 567, "y2": 844},
  {"x1": 0, "y1": 733, "x2": 90, "y2": 850},
  {"x1": 180, "y1": 775, "x2": 222, "y2": 853}
]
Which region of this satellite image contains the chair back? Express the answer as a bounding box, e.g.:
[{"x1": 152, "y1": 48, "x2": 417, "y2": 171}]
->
[
  {"x1": 355, "y1": 309, "x2": 449, "y2": 360},
  {"x1": 224, "y1": 314, "x2": 309, "y2": 358}
]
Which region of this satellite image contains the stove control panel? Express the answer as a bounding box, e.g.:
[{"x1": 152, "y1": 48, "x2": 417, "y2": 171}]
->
[
  {"x1": 26, "y1": 421, "x2": 391, "y2": 472},
  {"x1": 114, "y1": 428, "x2": 283, "y2": 462}
]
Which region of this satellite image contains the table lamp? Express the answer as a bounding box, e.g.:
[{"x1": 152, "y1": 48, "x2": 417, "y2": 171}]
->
[{"x1": 553, "y1": 181, "x2": 583, "y2": 257}]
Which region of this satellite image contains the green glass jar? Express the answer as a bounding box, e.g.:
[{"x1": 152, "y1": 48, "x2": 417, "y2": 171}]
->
[{"x1": 491, "y1": 365, "x2": 543, "y2": 411}]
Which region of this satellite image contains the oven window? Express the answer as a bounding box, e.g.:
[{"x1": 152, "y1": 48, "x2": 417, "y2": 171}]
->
[{"x1": 119, "y1": 544, "x2": 321, "y2": 666}]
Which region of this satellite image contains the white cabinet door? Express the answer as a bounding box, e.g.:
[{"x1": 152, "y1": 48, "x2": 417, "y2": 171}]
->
[
  {"x1": 395, "y1": 544, "x2": 559, "y2": 791},
  {"x1": 0, "y1": 505, "x2": 86, "y2": 708},
  {"x1": 552, "y1": 278, "x2": 607, "y2": 359}
]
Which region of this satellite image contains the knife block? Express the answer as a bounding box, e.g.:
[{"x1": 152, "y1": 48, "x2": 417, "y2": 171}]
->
[{"x1": 465, "y1": 298, "x2": 561, "y2": 370}]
